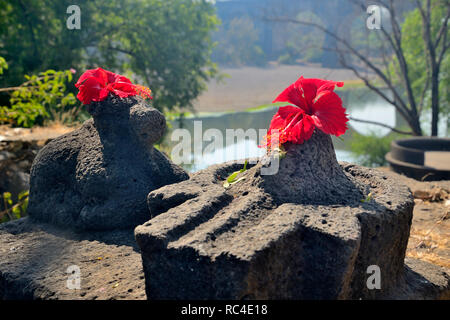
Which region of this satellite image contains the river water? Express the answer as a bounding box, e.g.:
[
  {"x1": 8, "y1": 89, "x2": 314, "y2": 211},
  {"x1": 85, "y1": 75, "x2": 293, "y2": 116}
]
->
[{"x1": 161, "y1": 88, "x2": 445, "y2": 173}]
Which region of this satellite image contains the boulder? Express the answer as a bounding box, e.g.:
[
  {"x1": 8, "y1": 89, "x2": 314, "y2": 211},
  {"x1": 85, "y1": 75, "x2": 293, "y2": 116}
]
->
[
  {"x1": 0, "y1": 218, "x2": 447, "y2": 300},
  {"x1": 0, "y1": 217, "x2": 145, "y2": 300},
  {"x1": 27, "y1": 95, "x2": 189, "y2": 231},
  {"x1": 135, "y1": 131, "x2": 434, "y2": 299}
]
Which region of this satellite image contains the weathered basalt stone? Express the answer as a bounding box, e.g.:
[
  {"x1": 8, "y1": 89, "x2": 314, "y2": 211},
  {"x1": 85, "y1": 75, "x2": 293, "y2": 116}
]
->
[
  {"x1": 0, "y1": 217, "x2": 146, "y2": 300},
  {"x1": 27, "y1": 95, "x2": 189, "y2": 231},
  {"x1": 0, "y1": 218, "x2": 447, "y2": 300},
  {"x1": 135, "y1": 130, "x2": 428, "y2": 299}
]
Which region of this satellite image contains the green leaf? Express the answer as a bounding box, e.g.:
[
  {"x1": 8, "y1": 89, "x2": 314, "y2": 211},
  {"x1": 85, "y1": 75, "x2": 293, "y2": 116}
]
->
[
  {"x1": 226, "y1": 171, "x2": 239, "y2": 184},
  {"x1": 360, "y1": 192, "x2": 373, "y2": 203},
  {"x1": 12, "y1": 205, "x2": 21, "y2": 218},
  {"x1": 3, "y1": 192, "x2": 12, "y2": 205},
  {"x1": 18, "y1": 190, "x2": 29, "y2": 200},
  {"x1": 0, "y1": 56, "x2": 8, "y2": 75},
  {"x1": 223, "y1": 160, "x2": 248, "y2": 188}
]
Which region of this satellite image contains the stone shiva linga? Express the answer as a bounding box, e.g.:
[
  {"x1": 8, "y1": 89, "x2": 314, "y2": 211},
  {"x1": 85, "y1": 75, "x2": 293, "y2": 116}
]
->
[
  {"x1": 135, "y1": 77, "x2": 423, "y2": 299},
  {"x1": 27, "y1": 68, "x2": 189, "y2": 231}
]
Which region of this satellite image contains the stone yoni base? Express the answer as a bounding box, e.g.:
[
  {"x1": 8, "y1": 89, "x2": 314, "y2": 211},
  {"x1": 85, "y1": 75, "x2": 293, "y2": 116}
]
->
[
  {"x1": 0, "y1": 217, "x2": 448, "y2": 299},
  {"x1": 135, "y1": 161, "x2": 450, "y2": 300}
]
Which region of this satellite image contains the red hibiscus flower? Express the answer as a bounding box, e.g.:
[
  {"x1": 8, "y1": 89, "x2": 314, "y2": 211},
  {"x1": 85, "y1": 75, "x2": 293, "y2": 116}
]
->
[
  {"x1": 261, "y1": 76, "x2": 348, "y2": 149},
  {"x1": 75, "y1": 67, "x2": 152, "y2": 105}
]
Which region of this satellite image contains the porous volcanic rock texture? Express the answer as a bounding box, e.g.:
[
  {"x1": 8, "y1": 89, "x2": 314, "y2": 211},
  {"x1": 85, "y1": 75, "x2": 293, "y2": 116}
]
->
[
  {"x1": 27, "y1": 95, "x2": 189, "y2": 231},
  {"x1": 0, "y1": 218, "x2": 145, "y2": 300},
  {"x1": 135, "y1": 131, "x2": 449, "y2": 299}
]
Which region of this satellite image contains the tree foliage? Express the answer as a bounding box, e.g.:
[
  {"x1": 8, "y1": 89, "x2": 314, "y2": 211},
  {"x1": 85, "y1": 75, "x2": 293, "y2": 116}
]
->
[
  {"x1": 274, "y1": 0, "x2": 450, "y2": 137},
  {"x1": 212, "y1": 16, "x2": 265, "y2": 67},
  {"x1": 0, "y1": 191, "x2": 28, "y2": 224},
  {"x1": 0, "y1": 67, "x2": 78, "y2": 127},
  {"x1": 0, "y1": 56, "x2": 7, "y2": 75},
  {"x1": 399, "y1": 4, "x2": 449, "y2": 131},
  {"x1": 0, "y1": 1, "x2": 84, "y2": 87},
  {"x1": 350, "y1": 132, "x2": 405, "y2": 167},
  {"x1": 0, "y1": 0, "x2": 219, "y2": 112}
]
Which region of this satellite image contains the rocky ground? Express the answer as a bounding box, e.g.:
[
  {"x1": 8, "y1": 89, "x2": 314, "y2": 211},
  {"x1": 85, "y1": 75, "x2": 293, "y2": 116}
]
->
[
  {"x1": 0, "y1": 218, "x2": 146, "y2": 300},
  {"x1": 378, "y1": 168, "x2": 449, "y2": 269},
  {"x1": 2, "y1": 125, "x2": 447, "y2": 272},
  {"x1": 0, "y1": 126, "x2": 146, "y2": 300},
  {"x1": 1, "y1": 163, "x2": 448, "y2": 300},
  {"x1": 0, "y1": 125, "x2": 448, "y2": 299}
]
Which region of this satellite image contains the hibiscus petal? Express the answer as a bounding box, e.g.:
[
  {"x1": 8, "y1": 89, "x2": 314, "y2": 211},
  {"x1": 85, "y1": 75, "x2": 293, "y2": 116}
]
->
[
  {"x1": 105, "y1": 69, "x2": 120, "y2": 84},
  {"x1": 76, "y1": 67, "x2": 151, "y2": 104},
  {"x1": 293, "y1": 77, "x2": 317, "y2": 113},
  {"x1": 317, "y1": 81, "x2": 344, "y2": 94},
  {"x1": 108, "y1": 82, "x2": 138, "y2": 98},
  {"x1": 311, "y1": 90, "x2": 348, "y2": 136},
  {"x1": 300, "y1": 77, "x2": 342, "y2": 89},
  {"x1": 277, "y1": 105, "x2": 304, "y2": 118},
  {"x1": 115, "y1": 75, "x2": 133, "y2": 84},
  {"x1": 75, "y1": 69, "x2": 96, "y2": 88},
  {"x1": 289, "y1": 114, "x2": 315, "y2": 144},
  {"x1": 268, "y1": 106, "x2": 303, "y2": 134},
  {"x1": 298, "y1": 77, "x2": 343, "y2": 103},
  {"x1": 76, "y1": 68, "x2": 109, "y2": 88},
  {"x1": 76, "y1": 77, "x2": 103, "y2": 104},
  {"x1": 98, "y1": 88, "x2": 109, "y2": 101},
  {"x1": 266, "y1": 76, "x2": 347, "y2": 146},
  {"x1": 272, "y1": 83, "x2": 307, "y2": 111},
  {"x1": 267, "y1": 113, "x2": 286, "y2": 133}
]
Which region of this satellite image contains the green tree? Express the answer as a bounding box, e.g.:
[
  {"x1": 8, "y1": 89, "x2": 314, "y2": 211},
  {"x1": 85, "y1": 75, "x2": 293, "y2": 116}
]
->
[
  {"x1": 0, "y1": 0, "x2": 219, "y2": 112},
  {"x1": 0, "y1": 66, "x2": 78, "y2": 127},
  {"x1": 397, "y1": 4, "x2": 449, "y2": 135},
  {"x1": 270, "y1": 0, "x2": 449, "y2": 136},
  {"x1": 0, "y1": 1, "x2": 85, "y2": 87},
  {"x1": 212, "y1": 16, "x2": 265, "y2": 67}
]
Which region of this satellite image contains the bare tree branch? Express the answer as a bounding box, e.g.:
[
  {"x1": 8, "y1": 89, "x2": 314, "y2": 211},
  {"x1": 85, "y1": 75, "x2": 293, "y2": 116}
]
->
[
  {"x1": 418, "y1": 75, "x2": 430, "y2": 115},
  {"x1": 349, "y1": 117, "x2": 413, "y2": 135},
  {"x1": 416, "y1": 0, "x2": 447, "y2": 135},
  {"x1": 267, "y1": 16, "x2": 411, "y2": 115},
  {"x1": 266, "y1": 12, "x2": 422, "y2": 135},
  {"x1": 437, "y1": 17, "x2": 449, "y2": 68},
  {"x1": 338, "y1": 53, "x2": 414, "y2": 126},
  {"x1": 388, "y1": 0, "x2": 419, "y2": 117},
  {"x1": 265, "y1": 0, "x2": 448, "y2": 136},
  {"x1": 434, "y1": 2, "x2": 450, "y2": 48}
]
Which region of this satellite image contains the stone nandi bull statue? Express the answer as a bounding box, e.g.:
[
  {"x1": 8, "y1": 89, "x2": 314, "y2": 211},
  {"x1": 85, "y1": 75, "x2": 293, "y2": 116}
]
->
[{"x1": 28, "y1": 68, "x2": 188, "y2": 231}]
